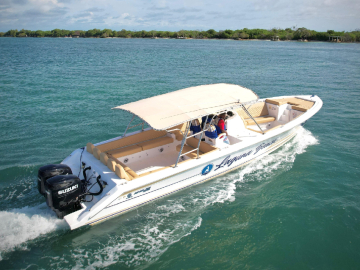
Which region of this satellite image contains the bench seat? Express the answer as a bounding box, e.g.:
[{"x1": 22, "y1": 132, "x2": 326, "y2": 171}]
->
[
  {"x1": 137, "y1": 136, "x2": 174, "y2": 150},
  {"x1": 97, "y1": 129, "x2": 167, "y2": 152},
  {"x1": 265, "y1": 97, "x2": 314, "y2": 111},
  {"x1": 176, "y1": 144, "x2": 200, "y2": 159},
  {"x1": 107, "y1": 145, "x2": 142, "y2": 158},
  {"x1": 105, "y1": 136, "x2": 174, "y2": 158},
  {"x1": 176, "y1": 137, "x2": 218, "y2": 159},
  {"x1": 244, "y1": 116, "x2": 276, "y2": 126}
]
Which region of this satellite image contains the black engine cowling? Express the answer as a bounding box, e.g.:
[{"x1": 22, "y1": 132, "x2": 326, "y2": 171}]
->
[
  {"x1": 38, "y1": 163, "x2": 104, "y2": 219},
  {"x1": 38, "y1": 164, "x2": 73, "y2": 196},
  {"x1": 44, "y1": 174, "x2": 83, "y2": 218}
]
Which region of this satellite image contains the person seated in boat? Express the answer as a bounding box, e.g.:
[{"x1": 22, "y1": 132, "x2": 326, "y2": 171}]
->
[
  {"x1": 201, "y1": 114, "x2": 214, "y2": 130},
  {"x1": 204, "y1": 122, "x2": 218, "y2": 139},
  {"x1": 190, "y1": 119, "x2": 201, "y2": 135},
  {"x1": 216, "y1": 113, "x2": 228, "y2": 136}
]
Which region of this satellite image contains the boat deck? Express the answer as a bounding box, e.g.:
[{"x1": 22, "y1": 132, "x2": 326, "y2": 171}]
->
[{"x1": 129, "y1": 149, "x2": 184, "y2": 174}]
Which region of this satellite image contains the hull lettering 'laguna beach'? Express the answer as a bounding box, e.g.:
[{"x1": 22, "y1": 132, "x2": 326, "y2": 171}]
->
[{"x1": 36, "y1": 83, "x2": 322, "y2": 230}]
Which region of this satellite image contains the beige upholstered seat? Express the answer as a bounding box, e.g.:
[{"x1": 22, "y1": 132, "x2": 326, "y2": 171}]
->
[
  {"x1": 93, "y1": 147, "x2": 101, "y2": 160},
  {"x1": 100, "y1": 152, "x2": 109, "y2": 166},
  {"x1": 97, "y1": 129, "x2": 167, "y2": 152},
  {"x1": 236, "y1": 102, "x2": 276, "y2": 126},
  {"x1": 107, "y1": 145, "x2": 142, "y2": 158},
  {"x1": 117, "y1": 160, "x2": 139, "y2": 179},
  {"x1": 86, "y1": 143, "x2": 95, "y2": 154},
  {"x1": 265, "y1": 97, "x2": 314, "y2": 111},
  {"x1": 107, "y1": 156, "x2": 139, "y2": 180},
  {"x1": 244, "y1": 116, "x2": 276, "y2": 126},
  {"x1": 107, "y1": 158, "x2": 116, "y2": 172},
  {"x1": 176, "y1": 144, "x2": 199, "y2": 159},
  {"x1": 176, "y1": 138, "x2": 218, "y2": 159},
  {"x1": 186, "y1": 137, "x2": 217, "y2": 153},
  {"x1": 115, "y1": 164, "x2": 131, "y2": 181},
  {"x1": 137, "y1": 136, "x2": 174, "y2": 150},
  {"x1": 291, "y1": 105, "x2": 308, "y2": 112},
  {"x1": 265, "y1": 99, "x2": 287, "y2": 106},
  {"x1": 236, "y1": 102, "x2": 269, "y2": 119}
]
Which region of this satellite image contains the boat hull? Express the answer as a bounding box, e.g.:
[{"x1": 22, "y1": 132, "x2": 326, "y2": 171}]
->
[{"x1": 82, "y1": 126, "x2": 299, "y2": 228}]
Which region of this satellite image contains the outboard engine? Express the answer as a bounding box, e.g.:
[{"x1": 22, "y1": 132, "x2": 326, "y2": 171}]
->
[
  {"x1": 38, "y1": 162, "x2": 104, "y2": 219},
  {"x1": 44, "y1": 174, "x2": 83, "y2": 218},
  {"x1": 38, "y1": 164, "x2": 73, "y2": 196}
]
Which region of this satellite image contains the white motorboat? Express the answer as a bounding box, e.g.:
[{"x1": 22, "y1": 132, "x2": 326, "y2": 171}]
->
[{"x1": 37, "y1": 84, "x2": 323, "y2": 230}]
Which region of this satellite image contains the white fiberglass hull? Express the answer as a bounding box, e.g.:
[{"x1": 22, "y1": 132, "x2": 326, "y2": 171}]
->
[{"x1": 64, "y1": 126, "x2": 298, "y2": 229}]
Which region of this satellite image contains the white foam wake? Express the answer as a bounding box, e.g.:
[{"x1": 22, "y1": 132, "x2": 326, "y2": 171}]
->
[
  {"x1": 211, "y1": 126, "x2": 320, "y2": 203},
  {"x1": 0, "y1": 203, "x2": 67, "y2": 260}
]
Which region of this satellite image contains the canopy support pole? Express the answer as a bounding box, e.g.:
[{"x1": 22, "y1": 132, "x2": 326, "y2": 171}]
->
[
  {"x1": 123, "y1": 114, "x2": 135, "y2": 137},
  {"x1": 241, "y1": 104, "x2": 264, "y2": 134},
  {"x1": 174, "y1": 121, "x2": 191, "y2": 168},
  {"x1": 196, "y1": 115, "x2": 208, "y2": 159}
]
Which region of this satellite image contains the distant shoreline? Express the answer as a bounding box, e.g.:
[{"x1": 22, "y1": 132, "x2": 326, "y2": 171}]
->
[
  {"x1": 1, "y1": 28, "x2": 359, "y2": 42},
  {"x1": 1, "y1": 36, "x2": 359, "y2": 44}
]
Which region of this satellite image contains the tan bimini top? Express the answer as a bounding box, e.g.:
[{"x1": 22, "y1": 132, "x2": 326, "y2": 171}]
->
[{"x1": 112, "y1": 83, "x2": 259, "y2": 130}]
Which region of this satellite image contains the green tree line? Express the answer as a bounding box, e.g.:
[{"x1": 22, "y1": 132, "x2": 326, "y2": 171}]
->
[{"x1": 1, "y1": 28, "x2": 359, "y2": 42}]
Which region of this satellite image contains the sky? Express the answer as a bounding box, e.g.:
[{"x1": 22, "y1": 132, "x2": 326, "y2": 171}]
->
[{"x1": 0, "y1": 0, "x2": 359, "y2": 32}]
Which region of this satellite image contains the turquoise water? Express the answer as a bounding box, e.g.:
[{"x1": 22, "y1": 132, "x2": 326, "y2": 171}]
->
[{"x1": 0, "y1": 38, "x2": 359, "y2": 269}]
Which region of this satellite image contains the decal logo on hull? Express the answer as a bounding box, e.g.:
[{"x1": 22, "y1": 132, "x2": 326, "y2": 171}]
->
[
  {"x1": 202, "y1": 164, "x2": 214, "y2": 175},
  {"x1": 135, "y1": 187, "x2": 151, "y2": 195},
  {"x1": 215, "y1": 138, "x2": 278, "y2": 171}
]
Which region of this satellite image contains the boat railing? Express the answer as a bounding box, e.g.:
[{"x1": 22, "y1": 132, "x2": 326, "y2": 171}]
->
[
  {"x1": 174, "y1": 115, "x2": 213, "y2": 167},
  {"x1": 240, "y1": 104, "x2": 264, "y2": 134},
  {"x1": 120, "y1": 107, "x2": 263, "y2": 168}
]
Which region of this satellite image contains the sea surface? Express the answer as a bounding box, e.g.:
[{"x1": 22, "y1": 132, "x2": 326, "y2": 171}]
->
[{"x1": 0, "y1": 38, "x2": 359, "y2": 269}]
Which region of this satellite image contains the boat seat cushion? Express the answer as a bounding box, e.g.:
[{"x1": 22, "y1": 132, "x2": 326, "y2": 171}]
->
[
  {"x1": 244, "y1": 116, "x2": 276, "y2": 126},
  {"x1": 265, "y1": 99, "x2": 287, "y2": 106},
  {"x1": 176, "y1": 140, "x2": 218, "y2": 159},
  {"x1": 115, "y1": 164, "x2": 132, "y2": 181},
  {"x1": 107, "y1": 145, "x2": 142, "y2": 158},
  {"x1": 107, "y1": 158, "x2": 116, "y2": 172},
  {"x1": 236, "y1": 102, "x2": 269, "y2": 119},
  {"x1": 97, "y1": 129, "x2": 167, "y2": 152},
  {"x1": 265, "y1": 98, "x2": 314, "y2": 110},
  {"x1": 137, "y1": 136, "x2": 174, "y2": 150},
  {"x1": 176, "y1": 144, "x2": 199, "y2": 159},
  {"x1": 107, "y1": 156, "x2": 139, "y2": 179},
  {"x1": 93, "y1": 147, "x2": 101, "y2": 160},
  {"x1": 186, "y1": 137, "x2": 217, "y2": 153},
  {"x1": 100, "y1": 152, "x2": 109, "y2": 166},
  {"x1": 291, "y1": 105, "x2": 307, "y2": 112},
  {"x1": 86, "y1": 143, "x2": 95, "y2": 154}
]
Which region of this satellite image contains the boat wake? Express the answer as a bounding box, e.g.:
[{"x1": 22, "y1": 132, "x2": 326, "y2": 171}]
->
[
  {"x1": 0, "y1": 203, "x2": 67, "y2": 261},
  {"x1": 49, "y1": 127, "x2": 319, "y2": 269}
]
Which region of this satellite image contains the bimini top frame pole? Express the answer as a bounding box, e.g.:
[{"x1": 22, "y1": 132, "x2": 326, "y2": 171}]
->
[
  {"x1": 240, "y1": 102, "x2": 264, "y2": 135},
  {"x1": 173, "y1": 112, "x2": 223, "y2": 168},
  {"x1": 123, "y1": 114, "x2": 147, "y2": 137}
]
